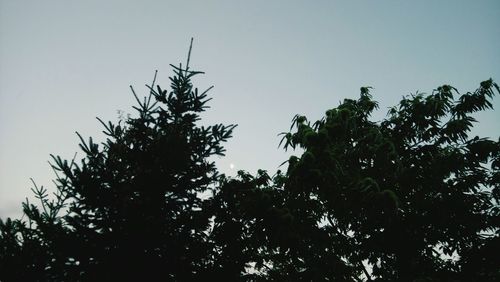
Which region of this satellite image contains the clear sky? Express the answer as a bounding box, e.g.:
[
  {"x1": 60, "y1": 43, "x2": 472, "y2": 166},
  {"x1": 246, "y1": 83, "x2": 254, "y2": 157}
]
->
[{"x1": 1, "y1": 0, "x2": 499, "y2": 218}]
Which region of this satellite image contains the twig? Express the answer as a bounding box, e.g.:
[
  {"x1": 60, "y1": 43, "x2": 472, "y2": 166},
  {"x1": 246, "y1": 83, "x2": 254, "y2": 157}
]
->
[
  {"x1": 186, "y1": 37, "x2": 194, "y2": 72},
  {"x1": 147, "y1": 70, "x2": 158, "y2": 107},
  {"x1": 30, "y1": 178, "x2": 48, "y2": 215},
  {"x1": 200, "y1": 85, "x2": 214, "y2": 96},
  {"x1": 151, "y1": 69, "x2": 158, "y2": 89},
  {"x1": 359, "y1": 259, "x2": 372, "y2": 281},
  {"x1": 130, "y1": 85, "x2": 142, "y2": 107}
]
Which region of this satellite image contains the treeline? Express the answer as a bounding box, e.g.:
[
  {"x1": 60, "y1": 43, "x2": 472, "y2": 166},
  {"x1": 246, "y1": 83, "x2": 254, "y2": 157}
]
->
[{"x1": 1, "y1": 51, "x2": 499, "y2": 281}]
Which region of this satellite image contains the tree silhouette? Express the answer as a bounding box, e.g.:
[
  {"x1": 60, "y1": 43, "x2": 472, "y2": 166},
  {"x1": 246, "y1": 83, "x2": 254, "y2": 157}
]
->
[
  {"x1": 0, "y1": 43, "x2": 236, "y2": 281},
  {"x1": 1, "y1": 44, "x2": 499, "y2": 281},
  {"x1": 271, "y1": 82, "x2": 500, "y2": 281}
]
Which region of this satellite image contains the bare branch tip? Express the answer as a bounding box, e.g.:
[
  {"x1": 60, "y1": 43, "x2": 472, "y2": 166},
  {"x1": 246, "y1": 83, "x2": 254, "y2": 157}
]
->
[{"x1": 186, "y1": 37, "x2": 194, "y2": 70}]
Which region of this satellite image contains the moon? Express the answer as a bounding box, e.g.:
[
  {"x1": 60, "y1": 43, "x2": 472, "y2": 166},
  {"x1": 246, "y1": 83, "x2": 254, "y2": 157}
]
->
[{"x1": 229, "y1": 163, "x2": 235, "y2": 170}]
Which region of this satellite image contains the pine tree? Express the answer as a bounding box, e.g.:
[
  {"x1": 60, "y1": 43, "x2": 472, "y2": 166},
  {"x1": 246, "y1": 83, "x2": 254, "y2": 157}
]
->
[{"x1": 0, "y1": 41, "x2": 236, "y2": 281}]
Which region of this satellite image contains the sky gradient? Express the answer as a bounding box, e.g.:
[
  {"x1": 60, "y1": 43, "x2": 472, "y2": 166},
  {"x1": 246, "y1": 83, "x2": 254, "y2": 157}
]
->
[{"x1": 1, "y1": 0, "x2": 499, "y2": 218}]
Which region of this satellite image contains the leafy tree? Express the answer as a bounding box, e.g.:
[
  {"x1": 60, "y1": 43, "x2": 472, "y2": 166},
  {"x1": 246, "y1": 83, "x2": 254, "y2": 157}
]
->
[
  {"x1": 1, "y1": 42, "x2": 499, "y2": 281},
  {"x1": 272, "y1": 81, "x2": 500, "y2": 281}
]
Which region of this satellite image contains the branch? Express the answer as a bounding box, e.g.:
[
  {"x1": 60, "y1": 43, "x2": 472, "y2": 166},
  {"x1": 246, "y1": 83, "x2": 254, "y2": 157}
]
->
[
  {"x1": 146, "y1": 70, "x2": 158, "y2": 108},
  {"x1": 327, "y1": 216, "x2": 373, "y2": 281},
  {"x1": 359, "y1": 259, "x2": 372, "y2": 281},
  {"x1": 130, "y1": 85, "x2": 143, "y2": 108},
  {"x1": 186, "y1": 37, "x2": 194, "y2": 72},
  {"x1": 30, "y1": 178, "x2": 48, "y2": 215}
]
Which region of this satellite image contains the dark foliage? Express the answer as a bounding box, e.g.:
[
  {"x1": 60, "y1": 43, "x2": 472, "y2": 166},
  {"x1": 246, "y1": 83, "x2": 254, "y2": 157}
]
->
[
  {"x1": 272, "y1": 81, "x2": 500, "y2": 281},
  {"x1": 1, "y1": 47, "x2": 499, "y2": 281},
  {"x1": 0, "y1": 46, "x2": 235, "y2": 281}
]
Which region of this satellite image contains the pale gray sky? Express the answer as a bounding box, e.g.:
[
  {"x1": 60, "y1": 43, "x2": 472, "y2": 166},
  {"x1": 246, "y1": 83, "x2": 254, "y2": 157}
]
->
[{"x1": 1, "y1": 0, "x2": 499, "y2": 218}]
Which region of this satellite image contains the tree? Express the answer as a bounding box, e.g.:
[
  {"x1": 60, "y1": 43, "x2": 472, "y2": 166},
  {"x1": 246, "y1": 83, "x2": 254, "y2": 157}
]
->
[
  {"x1": 271, "y1": 81, "x2": 500, "y2": 281},
  {"x1": 0, "y1": 43, "x2": 237, "y2": 281},
  {"x1": 1, "y1": 44, "x2": 499, "y2": 281}
]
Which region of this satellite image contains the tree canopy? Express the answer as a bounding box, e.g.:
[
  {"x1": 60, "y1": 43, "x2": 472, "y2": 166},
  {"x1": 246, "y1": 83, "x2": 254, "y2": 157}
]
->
[{"x1": 1, "y1": 48, "x2": 499, "y2": 281}]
